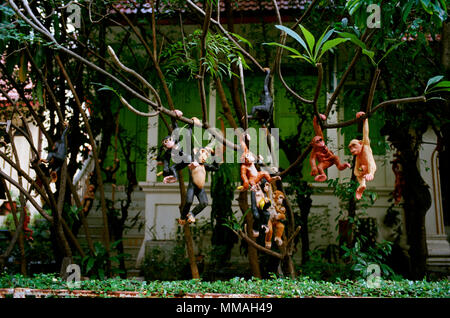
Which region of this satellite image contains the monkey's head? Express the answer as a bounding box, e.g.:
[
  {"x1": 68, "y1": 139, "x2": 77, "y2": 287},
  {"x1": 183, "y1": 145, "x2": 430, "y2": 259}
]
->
[
  {"x1": 241, "y1": 151, "x2": 257, "y2": 165},
  {"x1": 348, "y1": 139, "x2": 363, "y2": 156},
  {"x1": 260, "y1": 179, "x2": 270, "y2": 193},
  {"x1": 52, "y1": 140, "x2": 61, "y2": 151},
  {"x1": 194, "y1": 147, "x2": 213, "y2": 164},
  {"x1": 274, "y1": 190, "x2": 285, "y2": 206},
  {"x1": 311, "y1": 136, "x2": 326, "y2": 150},
  {"x1": 162, "y1": 136, "x2": 176, "y2": 149}
]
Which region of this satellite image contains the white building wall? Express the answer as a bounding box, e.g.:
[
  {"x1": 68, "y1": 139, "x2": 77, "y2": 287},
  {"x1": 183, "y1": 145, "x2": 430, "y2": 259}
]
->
[{"x1": 0, "y1": 123, "x2": 42, "y2": 218}]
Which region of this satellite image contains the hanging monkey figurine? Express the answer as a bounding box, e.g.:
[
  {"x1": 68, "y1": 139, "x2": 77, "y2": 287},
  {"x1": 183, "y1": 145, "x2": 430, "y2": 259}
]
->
[
  {"x1": 248, "y1": 68, "x2": 273, "y2": 126},
  {"x1": 250, "y1": 178, "x2": 272, "y2": 238},
  {"x1": 310, "y1": 114, "x2": 351, "y2": 182},
  {"x1": 39, "y1": 121, "x2": 69, "y2": 183},
  {"x1": 238, "y1": 133, "x2": 280, "y2": 192},
  {"x1": 157, "y1": 110, "x2": 190, "y2": 184},
  {"x1": 265, "y1": 189, "x2": 287, "y2": 249},
  {"x1": 348, "y1": 112, "x2": 377, "y2": 200},
  {"x1": 179, "y1": 146, "x2": 219, "y2": 225}
]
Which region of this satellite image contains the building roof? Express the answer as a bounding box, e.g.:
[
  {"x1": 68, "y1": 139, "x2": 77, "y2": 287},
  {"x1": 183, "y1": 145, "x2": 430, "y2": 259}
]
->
[{"x1": 111, "y1": 0, "x2": 310, "y2": 15}]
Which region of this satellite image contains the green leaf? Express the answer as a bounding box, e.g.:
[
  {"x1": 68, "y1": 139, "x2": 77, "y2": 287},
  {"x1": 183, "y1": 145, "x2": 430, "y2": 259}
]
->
[
  {"x1": 315, "y1": 28, "x2": 334, "y2": 59},
  {"x1": 402, "y1": 1, "x2": 414, "y2": 22},
  {"x1": 298, "y1": 24, "x2": 315, "y2": 54},
  {"x1": 98, "y1": 268, "x2": 105, "y2": 280},
  {"x1": 318, "y1": 38, "x2": 349, "y2": 60},
  {"x1": 426, "y1": 88, "x2": 450, "y2": 94},
  {"x1": 230, "y1": 32, "x2": 252, "y2": 49},
  {"x1": 427, "y1": 97, "x2": 447, "y2": 101},
  {"x1": 362, "y1": 48, "x2": 376, "y2": 66},
  {"x1": 275, "y1": 24, "x2": 309, "y2": 53},
  {"x1": 111, "y1": 239, "x2": 123, "y2": 249},
  {"x1": 429, "y1": 80, "x2": 450, "y2": 89},
  {"x1": 420, "y1": 0, "x2": 433, "y2": 14},
  {"x1": 425, "y1": 75, "x2": 444, "y2": 92},
  {"x1": 263, "y1": 42, "x2": 305, "y2": 58},
  {"x1": 289, "y1": 54, "x2": 315, "y2": 64},
  {"x1": 337, "y1": 31, "x2": 366, "y2": 49},
  {"x1": 86, "y1": 258, "x2": 95, "y2": 273},
  {"x1": 377, "y1": 42, "x2": 405, "y2": 65},
  {"x1": 347, "y1": 0, "x2": 363, "y2": 15},
  {"x1": 110, "y1": 256, "x2": 120, "y2": 264},
  {"x1": 439, "y1": 0, "x2": 447, "y2": 12}
]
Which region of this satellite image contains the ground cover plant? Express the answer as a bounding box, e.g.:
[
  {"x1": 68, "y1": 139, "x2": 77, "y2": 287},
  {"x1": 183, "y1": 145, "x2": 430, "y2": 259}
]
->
[{"x1": 0, "y1": 273, "x2": 448, "y2": 298}]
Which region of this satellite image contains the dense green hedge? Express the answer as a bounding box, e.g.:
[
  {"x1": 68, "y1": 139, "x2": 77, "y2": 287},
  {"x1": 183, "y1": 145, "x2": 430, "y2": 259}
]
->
[{"x1": 0, "y1": 273, "x2": 448, "y2": 298}]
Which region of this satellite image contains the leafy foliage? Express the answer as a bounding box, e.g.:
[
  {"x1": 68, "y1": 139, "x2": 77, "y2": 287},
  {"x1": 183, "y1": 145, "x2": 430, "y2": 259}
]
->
[
  {"x1": 74, "y1": 240, "x2": 130, "y2": 280},
  {"x1": 0, "y1": 272, "x2": 448, "y2": 298},
  {"x1": 140, "y1": 243, "x2": 191, "y2": 281},
  {"x1": 265, "y1": 24, "x2": 348, "y2": 65},
  {"x1": 160, "y1": 29, "x2": 250, "y2": 84}
]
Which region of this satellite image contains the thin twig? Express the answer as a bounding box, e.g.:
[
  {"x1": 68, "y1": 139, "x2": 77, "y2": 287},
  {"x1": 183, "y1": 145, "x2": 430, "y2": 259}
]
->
[{"x1": 238, "y1": 57, "x2": 248, "y2": 130}]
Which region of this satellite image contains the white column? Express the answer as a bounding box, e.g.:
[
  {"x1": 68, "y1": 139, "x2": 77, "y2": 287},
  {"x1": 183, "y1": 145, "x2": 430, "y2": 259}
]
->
[
  {"x1": 325, "y1": 92, "x2": 340, "y2": 180},
  {"x1": 146, "y1": 115, "x2": 159, "y2": 183},
  {"x1": 136, "y1": 114, "x2": 159, "y2": 267},
  {"x1": 208, "y1": 81, "x2": 216, "y2": 128},
  {"x1": 419, "y1": 128, "x2": 450, "y2": 267}
]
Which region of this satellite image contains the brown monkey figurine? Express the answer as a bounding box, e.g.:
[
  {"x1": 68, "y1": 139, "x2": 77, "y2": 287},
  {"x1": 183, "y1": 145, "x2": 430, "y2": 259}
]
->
[
  {"x1": 310, "y1": 114, "x2": 350, "y2": 182},
  {"x1": 265, "y1": 190, "x2": 286, "y2": 249},
  {"x1": 348, "y1": 112, "x2": 377, "y2": 200},
  {"x1": 237, "y1": 133, "x2": 280, "y2": 191}
]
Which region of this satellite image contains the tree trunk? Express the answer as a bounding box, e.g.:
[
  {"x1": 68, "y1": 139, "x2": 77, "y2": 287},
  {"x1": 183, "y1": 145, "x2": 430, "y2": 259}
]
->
[
  {"x1": 297, "y1": 191, "x2": 312, "y2": 264},
  {"x1": 382, "y1": 127, "x2": 431, "y2": 279},
  {"x1": 238, "y1": 191, "x2": 261, "y2": 278},
  {"x1": 442, "y1": 21, "x2": 450, "y2": 75},
  {"x1": 184, "y1": 224, "x2": 200, "y2": 278},
  {"x1": 401, "y1": 150, "x2": 431, "y2": 279}
]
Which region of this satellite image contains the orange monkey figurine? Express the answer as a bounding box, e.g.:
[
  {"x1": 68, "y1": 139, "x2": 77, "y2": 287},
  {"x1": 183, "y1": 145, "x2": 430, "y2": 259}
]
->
[
  {"x1": 310, "y1": 114, "x2": 351, "y2": 182},
  {"x1": 238, "y1": 133, "x2": 280, "y2": 191},
  {"x1": 348, "y1": 112, "x2": 377, "y2": 200}
]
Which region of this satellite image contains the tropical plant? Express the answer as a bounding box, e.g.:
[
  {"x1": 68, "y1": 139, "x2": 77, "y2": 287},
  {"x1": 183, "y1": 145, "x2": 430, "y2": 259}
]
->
[
  {"x1": 341, "y1": 240, "x2": 396, "y2": 280},
  {"x1": 76, "y1": 240, "x2": 129, "y2": 280},
  {"x1": 264, "y1": 24, "x2": 349, "y2": 65},
  {"x1": 424, "y1": 75, "x2": 450, "y2": 95}
]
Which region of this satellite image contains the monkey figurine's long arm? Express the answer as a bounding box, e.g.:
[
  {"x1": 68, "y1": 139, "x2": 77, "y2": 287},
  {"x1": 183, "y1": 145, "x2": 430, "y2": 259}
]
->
[
  {"x1": 362, "y1": 117, "x2": 370, "y2": 146},
  {"x1": 313, "y1": 115, "x2": 324, "y2": 139}
]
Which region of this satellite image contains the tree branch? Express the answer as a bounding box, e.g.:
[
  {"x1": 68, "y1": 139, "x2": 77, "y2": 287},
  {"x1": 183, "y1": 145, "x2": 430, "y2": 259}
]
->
[
  {"x1": 324, "y1": 96, "x2": 427, "y2": 129},
  {"x1": 313, "y1": 63, "x2": 324, "y2": 118}
]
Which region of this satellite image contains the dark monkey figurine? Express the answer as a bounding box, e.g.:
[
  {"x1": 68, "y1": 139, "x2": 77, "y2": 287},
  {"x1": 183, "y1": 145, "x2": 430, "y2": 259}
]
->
[
  {"x1": 250, "y1": 178, "x2": 272, "y2": 238},
  {"x1": 39, "y1": 121, "x2": 69, "y2": 183},
  {"x1": 157, "y1": 110, "x2": 190, "y2": 184},
  {"x1": 248, "y1": 68, "x2": 273, "y2": 126}
]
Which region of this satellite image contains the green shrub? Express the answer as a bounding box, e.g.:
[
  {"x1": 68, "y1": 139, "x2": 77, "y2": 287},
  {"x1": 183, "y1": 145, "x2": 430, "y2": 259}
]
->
[{"x1": 140, "y1": 243, "x2": 191, "y2": 281}]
